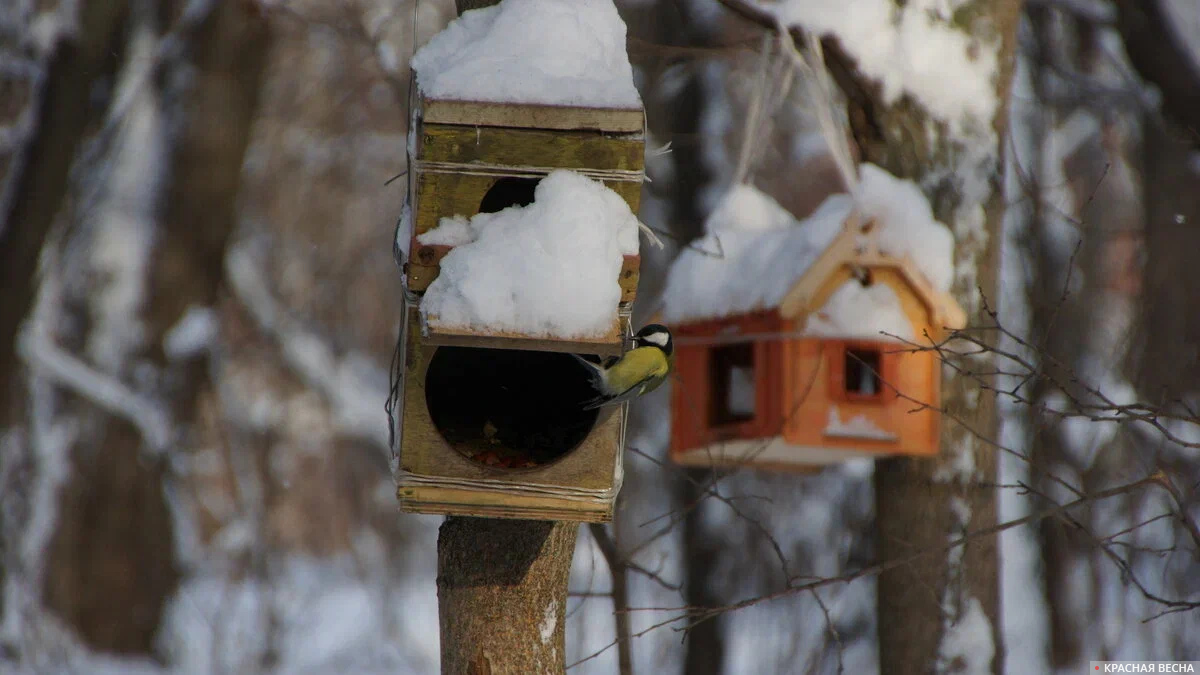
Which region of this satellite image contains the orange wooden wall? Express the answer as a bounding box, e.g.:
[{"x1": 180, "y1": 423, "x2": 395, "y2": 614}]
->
[
  {"x1": 670, "y1": 314, "x2": 943, "y2": 465},
  {"x1": 781, "y1": 336, "x2": 940, "y2": 458},
  {"x1": 670, "y1": 311, "x2": 786, "y2": 455}
]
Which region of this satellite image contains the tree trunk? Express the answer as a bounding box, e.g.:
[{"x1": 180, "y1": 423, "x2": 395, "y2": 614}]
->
[
  {"x1": 39, "y1": 0, "x2": 270, "y2": 655},
  {"x1": 437, "y1": 518, "x2": 578, "y2": 674},
  {"x1": 821, "y1": 1, "x2": 1023, "y2": 672},
  {"x1": 0, "y1": 0, "x2": 129, "y2": 422},
  {"x1": 680, "y1": 472, "x2": 726, "y2": 675}
]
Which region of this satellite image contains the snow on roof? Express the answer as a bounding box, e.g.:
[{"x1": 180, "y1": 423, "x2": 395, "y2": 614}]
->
[
  {"x1": 419, "y1": 170, "x2": 639, "y2": 338},
  {"x1": 662, "y1": 163, "x2": 955, "y2": 329},
  {"x1": 771, "y1": 0, "x2": 999, "y2": 131},
  {"x1": 661, "y1": 184, "x2": 851, "y2": 324},
  {"x1": 855, "y1": 164, "x2": 955, "y2": 292},
  {"x1": 802, "y1": 280, "x2": 914, "y2": 341},
  {"x1": 410, "y1": 0, "x2": 642, "y2": 109}
]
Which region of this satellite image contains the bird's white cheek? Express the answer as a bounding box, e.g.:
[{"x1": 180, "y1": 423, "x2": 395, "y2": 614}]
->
[{"x1": 642, "y1": 332, "x2": 669, "y2": 347}]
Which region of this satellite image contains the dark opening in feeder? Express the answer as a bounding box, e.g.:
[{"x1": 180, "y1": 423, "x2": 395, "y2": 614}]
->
[
  {"x1": 709, "y1": 342, "x2": 756, "y2": 426},
  {"x1": 844, "y1": 348, "x2": 883, "y2": 398},
  {"x1": 479, "y1": 177, "x2": 540, "y2": 214},
  {"x1": 425, "y1": 347, "x2": 600, "y2": 470}
]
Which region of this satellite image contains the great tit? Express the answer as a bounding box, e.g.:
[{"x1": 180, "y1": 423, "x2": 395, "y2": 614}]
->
[{"x1": 573, "y1": 324, "x2": 674, "y2": 410}]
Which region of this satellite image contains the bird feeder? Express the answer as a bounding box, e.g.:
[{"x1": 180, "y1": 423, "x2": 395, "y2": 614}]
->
[
  {"x1": 393, "y1": 82, "x2": 646, "y2": 522},
  {"x1": 669, "y1": 214, "x2": 966, "y2": 472}
]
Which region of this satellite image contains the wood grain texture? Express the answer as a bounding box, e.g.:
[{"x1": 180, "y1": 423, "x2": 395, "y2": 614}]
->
[
  {"x1": 412, "y1": 170, "x2": 642, "y2": 236},
  {"x1": 398, "y1": 305, "x2": 626, "y2": 520},
  {"x1": 422, "y1": 320, "x2": 626, "y2": 357},
  {"x1": 398, "y1": 487, "x2": 612, "y2": 522},
  {"x1": 422, "y1": 124, "x2": 644, "y2": 171},
  {"x1": 438, "y1": 518, "x2": 578, "y2": 674},
  {"x1": 423, "y1": 97, "x2": 644, "y2": 132}
]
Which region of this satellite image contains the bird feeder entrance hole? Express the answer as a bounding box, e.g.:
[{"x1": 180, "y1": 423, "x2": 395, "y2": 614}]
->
[
  {"x1": 479, "y1": 176, "x2": 539, "y2": 213},
  {"x1": 424, "y1": 347, "x2": 600, "y2": 470}
]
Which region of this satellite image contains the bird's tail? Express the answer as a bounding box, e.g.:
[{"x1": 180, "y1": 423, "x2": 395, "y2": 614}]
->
[{"x1": 570, "y1": 354, "x2": 610, "y2": 410}]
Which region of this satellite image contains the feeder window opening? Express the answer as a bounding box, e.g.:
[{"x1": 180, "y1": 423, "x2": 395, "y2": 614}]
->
[
  {"x1": 424, "y1": 347, "x2": 599, "y2": 470},
  {"x1": 844, "y1": 348, "x2": 882, "y2": 399},
  {"x1": 479, "y1": 177, "x2": 540, "y2": 214},
  {"x1": 709, "y1": 343, "x2": 756, "y2": 426}
]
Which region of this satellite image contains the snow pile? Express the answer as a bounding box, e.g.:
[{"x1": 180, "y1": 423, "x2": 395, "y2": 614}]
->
[
  {"x1": 824, "y1": 407, "x2": 898, "y2": 441},
  {"x1": 661, "y1": 185, "x2": 850, "y2": 323},
  {"x1": 772, "y1": 0, "x2": 999, "y2": 130},
  {"x1": 410, "y1": 0, "x2": 641, "y2": 108},
  {"x1": 856, "y1": 164, "x2": 955, "y2": 291},
  {"x1": 420, "y1": 170, "x2": 639, "y2": 338},
  {"x1": 803, "y1": 281, "x2": 914, "y2": 340},
  {"x1": 663, "y1": 163, "x2": 954, "y2": 328}
]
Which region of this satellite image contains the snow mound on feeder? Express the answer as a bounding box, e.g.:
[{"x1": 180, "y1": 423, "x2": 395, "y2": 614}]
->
[
  {"x1": 410, "y1": 0, "x2": 641, "y2": 109},
  {"x1": 803, "y1": 281, "x2": 914, "y2": 341},
  {"x1": 856, "y1": 163, "x2": 955, "y2": 292},
  {"x1": 662, "y1": 163, "x2": 955, "y2": 325},
  {"x1": 419, "y1": 170, "x2": 639, "y2": 338},
  {"x1": 661, "y1": 185, "x2": 850, "y2": 323}
]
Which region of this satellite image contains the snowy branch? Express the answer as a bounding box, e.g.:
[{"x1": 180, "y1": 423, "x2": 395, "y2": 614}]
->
[
  {"x1": 17, "y1": 327, "x2": 173, "y2": 452},
  {"x1": 224, "y1": 244, "x2": 391, "y2": 453}
]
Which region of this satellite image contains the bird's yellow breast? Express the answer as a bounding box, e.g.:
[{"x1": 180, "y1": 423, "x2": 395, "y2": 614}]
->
[{"x1": 604, "y1": 346, "x2": 672, "y2": 395}]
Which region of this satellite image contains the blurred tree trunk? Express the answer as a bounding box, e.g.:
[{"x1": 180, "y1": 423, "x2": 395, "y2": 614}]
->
[
  {"x1": 821, "y1": 1, "x2": 1023, "y2": 672},
  {"x1": 1021, "y1": 7, "x2": 1089, "y2": 666},
  {"x1": 0, "y1": 0, "x2": 132, "y2": 630},
  {"x1": 1134, "y1": 116, "x2": 1200, "y2": 421},
  {"x1": 437, "y1": 518, "x2": 577, "y2": 674},
  {"x1": 0, "y1": 0, "x2": 129, "y2": 424},
  {"x1": 38, "y1": 0, "x2": 270, "y2": 655},
  {"x1": 680, "y1": 473, "x2": 726, "y2": 675}
]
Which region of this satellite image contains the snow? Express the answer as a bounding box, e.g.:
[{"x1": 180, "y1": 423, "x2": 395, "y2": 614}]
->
[
  {"x1": 937, "y1": 595, "x2": 995, "y2": 674},
  {"x1": 158, "y1": 554, "x2": 439, "y2": 675},
  {"x1": 727, "y1": 365, "x2": 757, "y2": 416},
  {"x1": 420, "y1": 170, "x2": 639, "y2": 339},
  {"x1": 89, "y1": 24, "x2": 166, "y2": 373},
  {"x1": 416, "y1": 214, "x2": 472, "y2": 246},
  {"x1": 661, "y1": 184, "x2": 850, "y2": 323},
  {"x1": 771, "y1": 0, "x2": 1000, "y2": 132},
  {"x1": 394, "y1": 203, "x2": 411, "y2": 263},
  {"x1": 410, "y1": 0, "x2": 641, "y2": 108},
  {"x1": 856, "y1": 164, "x2": 956, "y2": 291},
  {"x1": 803, "y1": 281, "x2": 915, "y2": 340},
  {"x1": 539, "y1": 600, "x2": 558, "y2": 645},
  {"x1": 824, "y1": 407, "x2": 897, "y2": 441},
  {"x1": 163, "y1": 305, "x2": 217, "y2": 360},
  {"x1": 663, "y1": 164, "x2": 954, "y2": 326}
]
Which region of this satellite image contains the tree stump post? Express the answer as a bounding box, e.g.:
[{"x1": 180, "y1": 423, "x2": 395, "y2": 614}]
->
[{"x1": 437, "y1": 518, "x2": 578, "y2": 674}]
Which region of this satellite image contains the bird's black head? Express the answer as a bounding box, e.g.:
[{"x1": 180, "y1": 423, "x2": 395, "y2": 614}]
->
[{"x1": 634, "y1": 324, "x2": 673, "y2": 356}]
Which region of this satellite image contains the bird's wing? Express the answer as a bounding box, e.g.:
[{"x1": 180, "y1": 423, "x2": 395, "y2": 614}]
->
[
  {"x1": 579, "y1": 347, "x2": 670, "y2": 409},
  {"x1": 570, "y1": 353, "x2": 607, "y2": 388}
]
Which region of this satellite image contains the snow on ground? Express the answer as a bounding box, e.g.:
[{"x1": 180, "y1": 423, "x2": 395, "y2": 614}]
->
[
  {"x1": 770, "y1": 0, "x2": 1000, "y2": 133},
  {"x1": 419, "y1": 170, "x2": 640, "y2": 338},
  {"x1": 410, "y1": 0, "x2": 641, "y2": 108},
  {"x1": 159, "y1": 549, "x2": 439, "y2": 675}
]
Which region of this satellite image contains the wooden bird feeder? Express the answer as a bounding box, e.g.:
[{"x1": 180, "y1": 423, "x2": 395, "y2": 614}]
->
[
  {"x1": 669, "y1": 215, "x2": 966, "y2": 472},
  {"x1": 402, "y1": 79, "x2": 644, "y2": 355},
  {"x1": 393, "y1": 85, "x2": 646, "y2": 521}
]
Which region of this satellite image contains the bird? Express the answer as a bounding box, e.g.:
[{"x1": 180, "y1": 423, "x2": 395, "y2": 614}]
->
[{"x1": 572, "y1": 324, "x2": 674, "y2": 410}]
